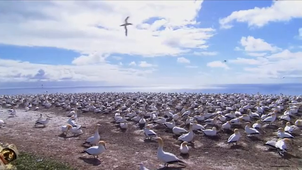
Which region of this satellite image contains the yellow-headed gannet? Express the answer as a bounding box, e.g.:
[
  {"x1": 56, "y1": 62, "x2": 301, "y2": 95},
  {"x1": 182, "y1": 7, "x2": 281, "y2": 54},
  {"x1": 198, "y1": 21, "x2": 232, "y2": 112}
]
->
[
  {"x1": 245, "y1": 122, "x2": 260, "y2": 136},
  {"x1": 179, "y1": 141, "x2": 189, "y2": 155},
  {"x1": 83, "y1": 124, "x2": 101, "y2": 146},
  {"x1": 82, "y1": 141, "x2": 106, "y2": 159},
  {"x1": 227, "y1": 128, "x2": 241, "y2": 145},
  {"x1": 155, "y1": 137, "x2": 186, "y2": 167},
  {"x1": 143, "y1": 125, "x2": 157, "y2": 140},
  {"x1": 277, "y1": 127, "x2": 293, "y2": 138}
]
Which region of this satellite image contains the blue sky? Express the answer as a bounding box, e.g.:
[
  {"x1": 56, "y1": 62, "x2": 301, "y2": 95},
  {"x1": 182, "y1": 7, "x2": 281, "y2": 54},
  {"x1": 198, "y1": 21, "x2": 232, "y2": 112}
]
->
[{"x1": 0, "y1": 1, "x2": 302, "y2": 87}]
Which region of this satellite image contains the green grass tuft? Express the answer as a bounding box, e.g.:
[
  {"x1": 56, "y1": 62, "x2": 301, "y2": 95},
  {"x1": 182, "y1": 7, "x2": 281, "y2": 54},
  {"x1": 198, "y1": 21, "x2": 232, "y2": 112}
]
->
[{"x1": 11, "y1": 152, "x2": 75, "y2": 170}]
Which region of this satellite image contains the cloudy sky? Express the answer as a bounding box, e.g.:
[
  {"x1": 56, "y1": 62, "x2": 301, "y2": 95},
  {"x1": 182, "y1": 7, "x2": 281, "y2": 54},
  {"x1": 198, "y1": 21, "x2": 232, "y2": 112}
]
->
[{"x1": 0, "y1": 1, "x2": 302, "y2": 87}]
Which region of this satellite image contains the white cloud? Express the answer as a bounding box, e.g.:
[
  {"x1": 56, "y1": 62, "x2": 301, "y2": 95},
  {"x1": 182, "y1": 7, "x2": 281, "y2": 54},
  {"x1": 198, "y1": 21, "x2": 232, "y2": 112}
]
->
[
  {"x1": 219, "y1": 1, "x2": 302, "y2": 29},
  {"x1": 186, "y1": 65, "x2": 198, "y2": 69},
  {"x1": 229, "y1": 58, "x2": 268, "y2": 65},
  {"x1": 0, "y1": 1, "x2": 215, "y2": 58},
  {"x1": 0, "y1": 58, "x2": 155, "y2": 86},
  {"x1": 246, "y1": 52, "x2": 267, "y2": 57},
  {"x1": 242, "y1": 50, "x2": 302, "y2": 79},
  {"x1": 138, "y1": 61, "x2": 156, "y2": 68},
  {"x1": 177, "y1": 57, "x2": 190, "y2": 64},
  {"x1": 193, "y1": 51, "x2": 218, "y2": 56},
  {"x1": 240, "y1": 36, "x2": 281, "y2": 52},
  {"x1": 129, "y1": 61, "x2": 136, "y2": 66},
  {"x1": 72, "y1": 53, "x2": 108, "y2": 65},
  {"x1": 207, "y1": 61, "x2": 229, "y2": 69}
]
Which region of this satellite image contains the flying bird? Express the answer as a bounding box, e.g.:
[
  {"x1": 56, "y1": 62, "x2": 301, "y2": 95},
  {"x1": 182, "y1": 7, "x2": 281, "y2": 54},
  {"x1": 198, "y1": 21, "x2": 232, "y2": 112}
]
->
[{"x1": 120, "y1": 16, "x2": 133, "y2": 36}]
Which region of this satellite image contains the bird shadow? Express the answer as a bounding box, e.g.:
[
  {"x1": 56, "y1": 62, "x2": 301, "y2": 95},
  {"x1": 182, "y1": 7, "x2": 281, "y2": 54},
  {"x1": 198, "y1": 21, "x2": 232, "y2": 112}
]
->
[
  {"x1": 144, "y1": 138, "x2": 157, "y2": 143},
  {"x1": 157, "y1": 167, "x2": 184, "y2": 170},
  {"x1": 78, "y1": 157, "x2": 101, "y2": 166},
  {"x1": 205, "y1": 135, "x2": 220, "y2": 140},
  {"x1": 119, "y1": 128, "x2": 127, "y2": 132},
  {"x1": 230, "y1": 145, "x2": 245, "y2": 150},
  {"x1": 223, "y1": 129, "x2": 234, "y2": 135},
  {"x1": 247, "y1": 135, "x2": 263, "y2": 141},
  {"x1": 180, "y1": 153, "x2": 190, "y2": 159},
  {"x1": 263, "y1": 124, "x2": 279, "y2": 129}
]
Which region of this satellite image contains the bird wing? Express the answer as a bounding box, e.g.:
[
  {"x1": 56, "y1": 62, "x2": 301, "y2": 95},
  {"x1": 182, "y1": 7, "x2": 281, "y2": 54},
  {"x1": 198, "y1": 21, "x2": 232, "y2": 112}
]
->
[
  {"x1": 161, "y1": 151, "x2": 181, "y2": 162},
  {"x1": 125, "y1": 16, "x2": 129, "y2": 23},
  {"x1": 227, "y1": 134, "x2": 236, "y2": 142},
  {"x1": 265, "y1": 140, "x2": 277, "y2": 148}
]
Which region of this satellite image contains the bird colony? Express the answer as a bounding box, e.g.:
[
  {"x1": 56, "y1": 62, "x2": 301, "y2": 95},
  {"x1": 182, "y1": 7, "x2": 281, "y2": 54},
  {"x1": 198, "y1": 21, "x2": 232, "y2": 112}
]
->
[{"x1": 1, "y1": 92, "x2": 302, "y2": 169}]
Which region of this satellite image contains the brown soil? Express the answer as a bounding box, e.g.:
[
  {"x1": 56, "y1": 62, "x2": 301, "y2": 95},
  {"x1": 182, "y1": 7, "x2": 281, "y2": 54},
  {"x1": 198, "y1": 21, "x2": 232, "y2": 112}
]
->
[{"x1": 0, "y1": 108, "x2": 302, "y2": 170}]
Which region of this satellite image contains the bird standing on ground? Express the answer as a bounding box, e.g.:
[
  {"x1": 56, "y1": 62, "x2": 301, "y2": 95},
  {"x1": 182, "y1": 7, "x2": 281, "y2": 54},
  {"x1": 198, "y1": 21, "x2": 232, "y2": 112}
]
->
[
  {"x1": 82, "y1": 141, "x2": 106, "y2": 160},
  {"x1": 155, "y1": 137, "x2": 186, "y2": 167},
  {"x1": 120, "y1": 16, "x2": 132, "y2": 36}
]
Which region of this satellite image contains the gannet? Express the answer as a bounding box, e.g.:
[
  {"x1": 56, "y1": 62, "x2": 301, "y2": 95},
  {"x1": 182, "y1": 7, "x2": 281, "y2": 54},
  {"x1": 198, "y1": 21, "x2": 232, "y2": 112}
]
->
[
  {"x1": 252, "y1": 120, "x2": 262, "y2": 129},
  {"x1": 154, "y1": 117, "x2": 166, "y2": 124},
  {"x1": 8, "y1": 108, "x2": 16, "y2": 117},
  {"x1": 69, "y1": 125, "x2": 83, "y2": 136},
  {"x1": 194, "y1": 114, "x2": 205, "y2": 121},
  {"x1": 172, "y1": 113, "x2": 182, "y2": 121},
  {"x1": 172, "y1": 126, "x2": 188, "y2": 135},
  {"x1": 192, "y1": 120, "x2": 205, "y2": 131},
  {"x1": 262, "y1": 112, "x2": 277, "y2": 125},
  {"x1": 265, "y1": 138, "x2": 292, "y2": 156},
  {"x1": 294, "y1": 119, "x2": 302, "y2": 127},
  {"x1": 0, "y1": 119, "x2": 5, "y2": 127},
  {"x1": 35, "y1": 117, "x2": 51, "y2": 127},
  {"x1": 61, "y1": 124, "x2": 73, "y2": 135},
  {"x1": 82, "y1": 141, "x2": 106, "y2": 159},
  {"x1": 37, "y1": 114, "x2": 43, "y2": 123},
  {"x1": 179, "y1": 141, "x2": 189, "y2": 154},
  {"x1": 244, "y1": 122, "x2": 260, "y2": 136},
  {"x1": 164, "y1": 120, "x2": 175, "y2": 129},
  {"x1": 138, "y1": 162, "x2": 150, "y2": 170},
  {"x1": 155, "y1": 137, "x2": 186, "y2": 167},
  {"x1": 202, "y1": 127, "x2": 217, "y2": 137},
  {"x1": 240, "y1": 114, "x2": 251, "y2": 122},
  {"x1": 284, "y1": 122, "x2": 299, "y2": 134},
  {"x1": 83, "y1": 124, "x2": 101, "y2": 146},
  {"x1": 217, "y1": 115, "x2": 227, "y2": 122},
  {"x1": 139, "y1": 117, "x2": 146, "y2": 126},
  {"x1": 143, "y1": 125, "x2": 157, "y2": 140},
  {"x1": 120, "y1": 122, "x2": 128, "y2": 130},
  {"x1": 178, "y1": 124, "x2": 194, "y2": 142},
  {"x1": 120, "y1": 16, "x2": 133, "y2": 36},
  {"x1": 277, "y1": 127, "x2": 293, "y2": 138},
  {"x1": 227, "y1": 128, "x2": 241, "y2": 145},
  {"x1": 230, "y1": 117, "x2": 243, "y2": 125},
  {"x1": 222, "y1": 121, "x2": 231, "y2": 131},
  {"x1": 67, "y1": 116, "x2": 78, "y2": 127},
  {"x1": 279, "y1": 114, "x2": 291, "y2": 122}
]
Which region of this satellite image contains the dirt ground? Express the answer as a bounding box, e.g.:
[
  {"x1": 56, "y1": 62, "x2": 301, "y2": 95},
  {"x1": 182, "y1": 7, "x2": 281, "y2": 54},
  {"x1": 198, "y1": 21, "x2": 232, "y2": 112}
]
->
[{"x1": 0, "y1": 108, "x2": 302, "y2": 170}]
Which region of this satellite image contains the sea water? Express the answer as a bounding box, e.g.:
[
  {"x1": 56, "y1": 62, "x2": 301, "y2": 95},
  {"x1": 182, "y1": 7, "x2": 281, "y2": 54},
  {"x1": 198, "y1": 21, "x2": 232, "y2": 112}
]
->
[{"x1": 0, "y1": 84, "x2": 301, "y2": 96}]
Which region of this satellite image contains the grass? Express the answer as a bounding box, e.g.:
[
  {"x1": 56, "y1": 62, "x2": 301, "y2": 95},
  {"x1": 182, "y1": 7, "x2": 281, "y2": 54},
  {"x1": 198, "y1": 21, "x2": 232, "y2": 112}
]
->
[{"x1": 11, "y1": 152, "x2": 75, "y2": 170}]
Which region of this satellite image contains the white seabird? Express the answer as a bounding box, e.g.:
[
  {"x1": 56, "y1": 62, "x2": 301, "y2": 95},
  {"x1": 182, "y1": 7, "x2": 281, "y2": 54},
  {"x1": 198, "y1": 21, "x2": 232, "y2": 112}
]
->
[
  {"x1": 202, "y1": 127, "x2": 217, "y2": 137},
  {"x1": 227, "y1": 128, "x2": 241, "y2": 145},
  {"x1": 179, "y1": 141, "x2": 190, "y2": 155},
  {"x1": 143, "y1": 125, "x2": 157, "y2": 140},
  {"x1": 83, "y1": 124, "x2": 101, "y2": 146},
  {"x1": 120, "y1": 16, "x2": 133, "y2": 36},
  {"x1": 178, "y1": 124, "x2": 194, "y2": 142},
  {"x1": 265, "y1": 138, "x2": 292, "y2": 156},
  {"x1": 277, "y1": 127, "x2": 293, "y2": 138},
  {"x1": 244, "y1": 122, "x2": 260, "y2": 136},
  {"x1": 82, "y1": 141, "x2": 106, "y2": 160},
  {"x1": 155, "y1": 137, "x2": 186, "y2": 167}
]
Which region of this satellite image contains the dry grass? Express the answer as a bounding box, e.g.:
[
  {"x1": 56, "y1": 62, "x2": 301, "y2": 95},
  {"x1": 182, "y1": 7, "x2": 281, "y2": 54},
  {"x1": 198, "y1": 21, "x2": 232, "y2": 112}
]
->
[{"x1": 0, "y1": 107, "x2": 302, "y2": 170}]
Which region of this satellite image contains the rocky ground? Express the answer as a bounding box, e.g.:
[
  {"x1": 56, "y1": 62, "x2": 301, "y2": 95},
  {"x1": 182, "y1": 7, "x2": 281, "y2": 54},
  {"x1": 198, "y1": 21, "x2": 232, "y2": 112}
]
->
[{"x1": 0, "y1": 108, "x2": 302, "y2": 170}]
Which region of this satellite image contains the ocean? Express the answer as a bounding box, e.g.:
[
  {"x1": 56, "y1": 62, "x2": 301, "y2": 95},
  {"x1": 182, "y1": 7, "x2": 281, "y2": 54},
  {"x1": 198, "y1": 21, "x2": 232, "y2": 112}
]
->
[{"x1": 0, "y1": 84, "x2": 301, "y2": 96}]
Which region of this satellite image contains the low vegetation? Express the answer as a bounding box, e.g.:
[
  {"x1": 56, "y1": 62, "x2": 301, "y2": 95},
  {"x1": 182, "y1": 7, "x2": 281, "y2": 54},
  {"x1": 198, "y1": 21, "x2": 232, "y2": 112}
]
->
[{"x1": 11, "y1": 152, "x2": 74, "y2": 170}]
